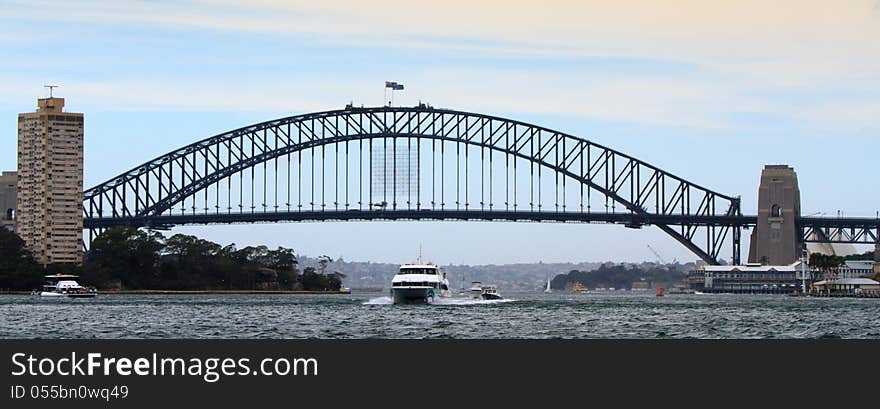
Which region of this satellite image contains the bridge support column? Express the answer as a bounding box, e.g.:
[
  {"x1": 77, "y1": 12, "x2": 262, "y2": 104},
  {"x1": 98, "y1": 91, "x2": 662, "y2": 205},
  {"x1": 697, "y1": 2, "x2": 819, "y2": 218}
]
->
[
  {"x1": 732, "y1": 226, "x2": 741, "y2": 266},
  {"x1": 747, "y1": 165, "x2": 802, "y2": 265}
]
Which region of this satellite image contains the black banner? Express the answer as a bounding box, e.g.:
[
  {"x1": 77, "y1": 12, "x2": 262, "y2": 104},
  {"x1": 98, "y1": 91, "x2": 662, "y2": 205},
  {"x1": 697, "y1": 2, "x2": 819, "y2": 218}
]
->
[{"x1": 1, "y1": 340, "x2": 876, "y2": 408}]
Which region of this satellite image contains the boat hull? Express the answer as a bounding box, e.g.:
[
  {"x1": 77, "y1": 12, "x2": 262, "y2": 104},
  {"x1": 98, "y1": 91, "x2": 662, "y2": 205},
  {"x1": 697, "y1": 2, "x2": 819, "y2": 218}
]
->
[
  {"x1": 391, "y1": 287, "x2": 439, "y2": 304},
  {"x1": 480, "y1": 293, "x2": 503, "y2": 300},
  {"x1": 67, "y1": 293, "x2": 97, "y2": 298},
  {"x1": 38, "y1": 291, "x2": 97, "y2": 298}
]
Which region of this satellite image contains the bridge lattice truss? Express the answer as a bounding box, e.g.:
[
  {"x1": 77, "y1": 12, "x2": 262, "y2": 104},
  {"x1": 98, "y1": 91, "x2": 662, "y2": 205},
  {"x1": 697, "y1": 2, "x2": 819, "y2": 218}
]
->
[
  {"x1": 801, "y1": 217, "x2": 880, "y2": 245},
  {"x1": 83, "y1": 106, "x2": 745, "y2": 264}
]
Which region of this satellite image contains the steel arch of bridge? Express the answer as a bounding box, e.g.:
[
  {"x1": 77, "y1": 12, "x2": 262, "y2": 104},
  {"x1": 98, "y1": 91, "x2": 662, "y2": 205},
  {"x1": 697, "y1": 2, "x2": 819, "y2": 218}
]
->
[{"x1": 83, "y1": 105, "x2": 744, "y2": 264}]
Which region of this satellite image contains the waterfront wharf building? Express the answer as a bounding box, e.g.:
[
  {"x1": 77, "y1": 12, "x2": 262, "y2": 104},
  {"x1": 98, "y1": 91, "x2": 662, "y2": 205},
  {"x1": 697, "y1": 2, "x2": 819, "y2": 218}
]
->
[
  {"x1": 0, "y1": 171, "x2": 15, "y2": 231},
  {"x1": 687, "y1": 263, "x2": 804, "y2": 294},
  {"x1": 16, "y1": 97, "x2": 84, "y2": 266},
  {"x1": 875, "y1": 244, "x2": 880, "y2": 275},
  {"x1": 808, "y1": 260, "x2": 877, "y2": 281},
  {"x1": 837, "y1": 260, "x2": 877, "y2": 279},
  {"x1": 811, "y1": 278, "x2": 880, "y2": 297},
  {"x1": 688, "y1": 258, "x2": 878, "y2": 295}
]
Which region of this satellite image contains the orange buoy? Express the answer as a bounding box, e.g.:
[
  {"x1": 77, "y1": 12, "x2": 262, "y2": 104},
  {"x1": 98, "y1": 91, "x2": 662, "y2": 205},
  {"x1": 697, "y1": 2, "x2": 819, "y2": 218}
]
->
[{"x1": 656, "y1": 287, "x2": 664, "y2": 297}]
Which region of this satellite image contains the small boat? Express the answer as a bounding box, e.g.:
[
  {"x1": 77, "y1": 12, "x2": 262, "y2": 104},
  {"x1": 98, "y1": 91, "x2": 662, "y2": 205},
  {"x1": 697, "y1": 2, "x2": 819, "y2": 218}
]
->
[
  {"x1": 666, "y1": 287, "x2": 695, "y2": 295},
  {"x1": 469, "y1": 281, "x2": 484, "y2": 299},
  {"x1": 544, "y1": 278, "x2": 552, "y2": 293},
  {"x1": 390, "y1": 263, "x2": 450, "y2": 304},
  {"x1": 480, "y1": 285, "x2": 503, "y2": 300},
  {"x1": 36, "y1": 274, "x2": 97, "y2": 298},
  {"x1": 570, "y1": 283, "x2": 589, "y2": 293},
  {"x1": 656, "y1": 287, "x2": 665, "y2": 297}
]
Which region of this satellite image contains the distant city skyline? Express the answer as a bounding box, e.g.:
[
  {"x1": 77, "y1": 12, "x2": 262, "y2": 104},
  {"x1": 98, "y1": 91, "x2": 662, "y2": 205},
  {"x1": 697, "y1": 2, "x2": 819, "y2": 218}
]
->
[{"x1": 1, "y1": 1, "x2": 877, "y2": 264}]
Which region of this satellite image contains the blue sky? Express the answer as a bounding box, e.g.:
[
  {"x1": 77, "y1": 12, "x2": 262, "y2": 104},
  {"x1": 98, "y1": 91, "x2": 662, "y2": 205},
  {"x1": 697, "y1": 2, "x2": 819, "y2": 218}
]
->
[{"x1": 1, "y1": 1, "x2": 878, "y2": 264}]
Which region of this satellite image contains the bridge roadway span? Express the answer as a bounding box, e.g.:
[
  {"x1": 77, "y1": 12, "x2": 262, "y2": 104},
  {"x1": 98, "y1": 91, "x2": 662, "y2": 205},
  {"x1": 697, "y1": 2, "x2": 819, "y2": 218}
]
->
[{"x1": 84, "y1": 211, "x2": 878, "y2": 239}]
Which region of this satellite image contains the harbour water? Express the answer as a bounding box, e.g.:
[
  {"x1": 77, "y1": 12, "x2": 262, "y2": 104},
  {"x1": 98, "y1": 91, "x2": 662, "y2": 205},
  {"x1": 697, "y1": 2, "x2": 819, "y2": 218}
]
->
[{"x1": 2, "y1": 291, "x2": 880, "y2": 339}]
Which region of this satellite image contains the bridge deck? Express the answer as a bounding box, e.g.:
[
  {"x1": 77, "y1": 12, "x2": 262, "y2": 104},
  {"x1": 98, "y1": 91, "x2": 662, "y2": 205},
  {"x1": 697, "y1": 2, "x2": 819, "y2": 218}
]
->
[
  {"x1": 84, "y1": 212, "x2": 879, "y2": 245},
  {"x1": 85, "y1": 209, "x2": 757, "y2": 229}
]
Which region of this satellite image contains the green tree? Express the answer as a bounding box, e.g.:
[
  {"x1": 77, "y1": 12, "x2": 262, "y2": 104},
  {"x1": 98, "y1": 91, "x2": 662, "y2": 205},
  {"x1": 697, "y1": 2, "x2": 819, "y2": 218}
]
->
[
  {"x1": 84, "y1": 227, "x2": 164, "y2": 289},
  {"x1": 82, "y1": 229, "x2": 308, "y2": 291},
  {"x1": 550, "y1": 263, "x2": 686, "y2": 291},
  {"x1": 266, "y1": 247, "x2": 298, "y2": 288},
  {"x1": 160, "y1": 234, "x2": 225, "y2": 289},
  {"x1": 809, "y1": 253, "x2": 845, "y2": 270},
  {"x1": 317, "y1": 255, "x2": 332, "y2": 274},
  {"x1": 844, "y1": 251, "x2": 874, "y2": 261},
  {"x1": 0, "y1": 228, "x2": 44, "y2": 290},
  {"x1": 299, "y1": 265, "x2": 342, "y2": 291}
]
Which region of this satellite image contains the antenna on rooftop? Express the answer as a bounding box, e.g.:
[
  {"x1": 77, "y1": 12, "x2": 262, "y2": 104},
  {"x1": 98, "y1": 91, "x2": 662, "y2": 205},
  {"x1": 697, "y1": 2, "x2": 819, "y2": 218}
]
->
[{"x1": 44, "y1": 85, "x2": 59, "y2": 98}]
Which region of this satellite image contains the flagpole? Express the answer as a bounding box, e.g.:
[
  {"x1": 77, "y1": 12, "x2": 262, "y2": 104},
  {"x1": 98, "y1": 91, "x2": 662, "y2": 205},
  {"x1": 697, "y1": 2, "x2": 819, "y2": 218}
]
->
[{"x1": 384, "y1": 81, "x2": 403, "y2": 107}]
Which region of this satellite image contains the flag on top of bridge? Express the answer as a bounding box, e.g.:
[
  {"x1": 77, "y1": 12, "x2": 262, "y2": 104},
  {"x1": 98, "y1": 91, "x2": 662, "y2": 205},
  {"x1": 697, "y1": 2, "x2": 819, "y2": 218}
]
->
[{"x1": 385, "y1": 81, "x2": 404, "y2": 90}]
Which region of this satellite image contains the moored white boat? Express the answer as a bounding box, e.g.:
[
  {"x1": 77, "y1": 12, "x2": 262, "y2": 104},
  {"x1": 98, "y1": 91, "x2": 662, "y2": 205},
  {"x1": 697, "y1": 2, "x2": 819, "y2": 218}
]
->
[{"x1": 36, "y1": 274, "x2": 97, "y2": 298}]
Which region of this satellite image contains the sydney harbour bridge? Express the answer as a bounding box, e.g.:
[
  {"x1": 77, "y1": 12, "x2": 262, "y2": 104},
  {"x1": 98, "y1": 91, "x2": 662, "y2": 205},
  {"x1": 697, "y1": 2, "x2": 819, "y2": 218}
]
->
[{"x1": 81, "y1": 105, "x2": 880, "y2": 265}]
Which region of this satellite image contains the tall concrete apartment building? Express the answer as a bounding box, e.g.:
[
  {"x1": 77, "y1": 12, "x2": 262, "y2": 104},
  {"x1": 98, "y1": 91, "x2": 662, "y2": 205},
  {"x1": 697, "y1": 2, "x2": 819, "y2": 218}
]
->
[
  {"x1": 16, "y1": 97, "x2": 84, "y2": 266},
  {"x1": 0, "y1": 171, "x2": 16, "y2": 231}
]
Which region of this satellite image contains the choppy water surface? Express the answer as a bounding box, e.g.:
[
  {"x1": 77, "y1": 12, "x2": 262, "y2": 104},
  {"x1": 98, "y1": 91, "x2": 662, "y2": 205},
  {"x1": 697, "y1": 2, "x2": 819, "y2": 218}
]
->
[{"x1": 2, "y1": 291, "x2": 879, "y2": 339}]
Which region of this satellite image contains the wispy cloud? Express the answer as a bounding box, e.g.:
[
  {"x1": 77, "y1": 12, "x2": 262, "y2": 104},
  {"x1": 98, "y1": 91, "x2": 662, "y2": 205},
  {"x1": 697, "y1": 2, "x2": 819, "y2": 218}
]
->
[
  {"x1": 3, "y1": 1, "x2": 878, "y2": 96},
  {"x1": 5, "y1": 1, "x2": 880, "y2": 61},
  {"x1": 2, "y1": 65, "x2": 875, "y2": 134},
  {"x1": 1, "y1": 0, "x2": 878, "y2": 132}
]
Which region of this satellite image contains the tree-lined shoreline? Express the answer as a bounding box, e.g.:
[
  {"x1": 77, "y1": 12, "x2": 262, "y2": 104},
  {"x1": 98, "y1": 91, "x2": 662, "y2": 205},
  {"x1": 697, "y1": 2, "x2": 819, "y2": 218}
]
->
[{"x1": 0, "y1": 227, "x2": 344, "y2": 292}]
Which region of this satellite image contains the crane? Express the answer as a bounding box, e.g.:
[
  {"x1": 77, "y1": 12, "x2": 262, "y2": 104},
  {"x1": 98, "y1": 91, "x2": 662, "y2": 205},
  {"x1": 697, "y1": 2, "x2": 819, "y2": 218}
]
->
[{"x1": 646, "y1": 244, "x2": 667, "y2": 265}]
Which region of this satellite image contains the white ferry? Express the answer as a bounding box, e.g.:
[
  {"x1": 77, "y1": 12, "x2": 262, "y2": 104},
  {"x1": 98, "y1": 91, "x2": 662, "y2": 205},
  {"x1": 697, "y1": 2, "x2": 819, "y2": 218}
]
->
[
  {"x1": 35, "y1": 274, "x2": 97, "y2": 298},
  {"x1": 390, "y1": 263, "x2": 450, "y2": 304}
]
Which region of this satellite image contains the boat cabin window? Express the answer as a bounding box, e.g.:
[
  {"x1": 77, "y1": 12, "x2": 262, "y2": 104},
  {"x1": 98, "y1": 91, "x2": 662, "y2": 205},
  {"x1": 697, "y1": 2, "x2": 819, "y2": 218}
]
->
[
  {"x1": 392, "y1": 281, "x2": 439, "y2": 288},
  {"x1": 399, "y1": 268, "x2": 437, "y2": 275}
]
